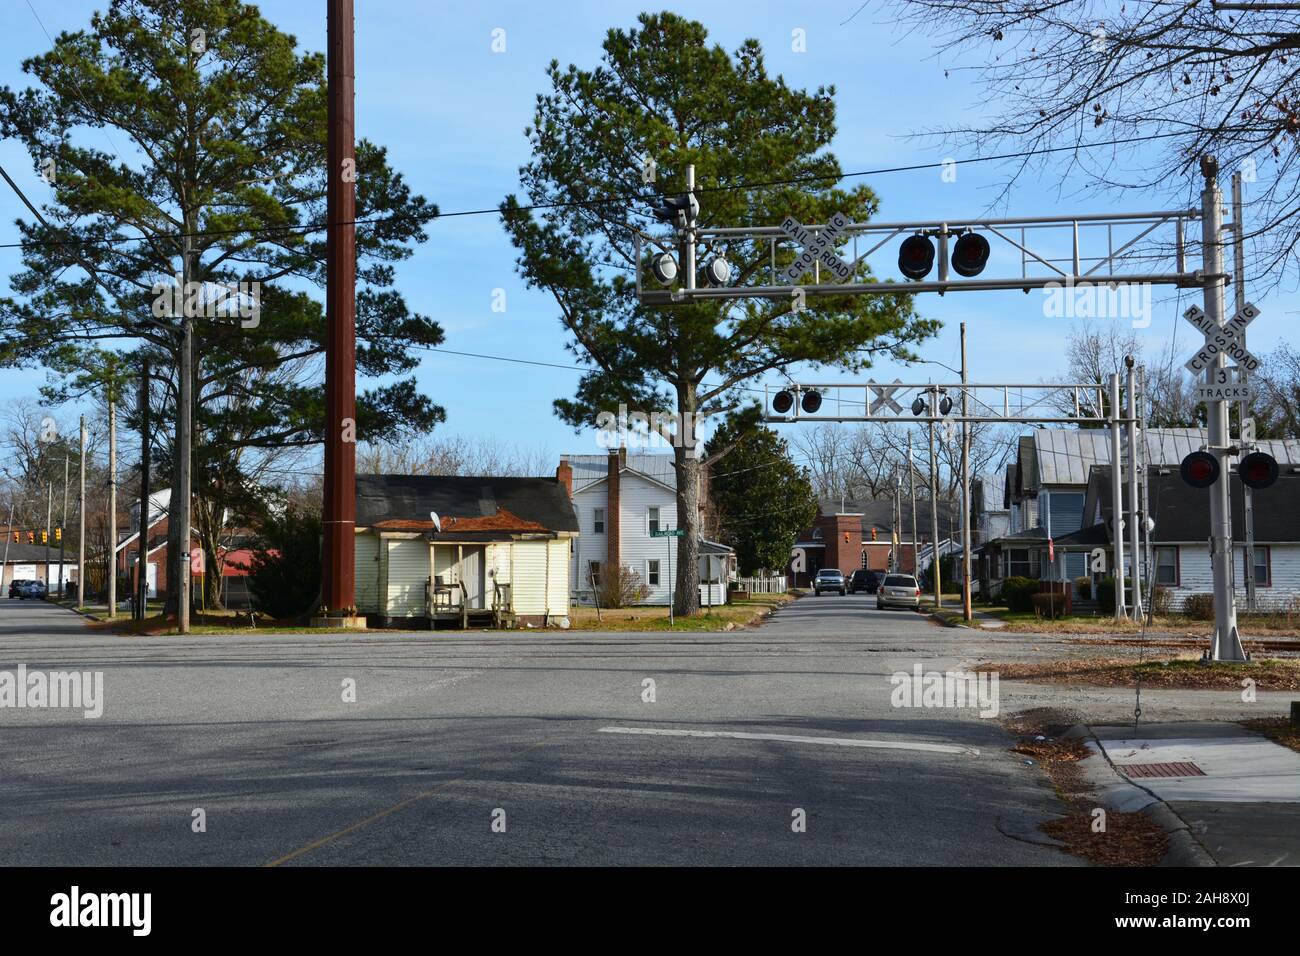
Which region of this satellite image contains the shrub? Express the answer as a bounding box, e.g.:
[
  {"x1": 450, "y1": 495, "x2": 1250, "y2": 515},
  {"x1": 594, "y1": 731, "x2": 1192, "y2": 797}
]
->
[
  {"x1": 1096, "y1": 576, "x2": 1116, "y2": 613},
  {"x1": 1074, "y1": 576, "x2": 1092, "y2": 600},
  {"x1": 1150, "y1": 585, "x2": 1173, "y2": 617},
  {"x1": 1183, "y1": 592, "x2": 1214, "y2": 620},
  {"x1": 247, "y1": 508, "x2": 322, "y2": 620},
  {"x1": 1001, "y1": 575, "x2": 1040, "y2": 613},
  {"x1": 593, "y1": 562, "x2": 651, "y2": 608},
  {"x1": 1032, "y1": 592, "x2": 1067, "y2": 619}
]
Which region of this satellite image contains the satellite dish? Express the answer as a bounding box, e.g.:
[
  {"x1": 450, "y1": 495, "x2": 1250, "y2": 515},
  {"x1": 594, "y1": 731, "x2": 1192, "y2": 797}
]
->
[{"x1": 429, "y1": 511, "x2": 442, "y2": 532}]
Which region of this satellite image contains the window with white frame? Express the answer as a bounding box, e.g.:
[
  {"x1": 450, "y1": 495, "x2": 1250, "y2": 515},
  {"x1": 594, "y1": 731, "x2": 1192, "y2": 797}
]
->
[
  {"x1": 1005, "y1": 548, "x2": 1032, "y2": 578},
  {"x1": 647, "y1": 559, "x2": 661, "y2": 587},
  {"x1": 593, "y1": 508, "x2": 605, "y2": 534},
  {"x1": 1154, "y1": 546, "x2": 1178, "y2": 586},
  {"x1": 1240, "y1": 546, "x2": 1271, "y2": 587},
  {"x1": 648, "y1": 506, "x2": 660, "y2": 535}
]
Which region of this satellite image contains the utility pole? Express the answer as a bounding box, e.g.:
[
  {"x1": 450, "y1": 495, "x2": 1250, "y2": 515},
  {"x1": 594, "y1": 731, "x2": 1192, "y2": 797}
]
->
[
  {"x1": 77, "y1": 416, "x2": 85, "y2": 608},
  {"x1": 107, "y1": 393, "x2": 117, "y2": 619},
  {"x1": 1232, "y1": 170, "x2": 1257, "y2": 613},
  {"x1": 928, "y1": 406, "x2": 941, "y2": 607},
  {"x1": 1109, "y1": 373, "x2": 1127, "y2": 620},
  {"x1": 1125, "y1": 357, "x2": 1143, "y2": 619},
  {"x1": 1201, "y1": 155, "x2": 1248, "y2": 662},
  {"x1": 321, "y1": 0, "x2": 358, "y2": 619},
  {"x1": 908, "y1": 432, "x2": 918, "y2": 576},
  {"x1": 44, "y1": 483, "x2": 51, "y2": 588},
  {"x1": 59, "y1": 453, "x2": 68, "y2": 597},
  {"x1": 960, "y1": 323, "x2": 972, "y2": 622},
  {"x1": 138, "y1": 361, "x2": 151, "y2": 620},
  {"x1": 177, "y1": 225, "x2": 194, "y2": 633}
]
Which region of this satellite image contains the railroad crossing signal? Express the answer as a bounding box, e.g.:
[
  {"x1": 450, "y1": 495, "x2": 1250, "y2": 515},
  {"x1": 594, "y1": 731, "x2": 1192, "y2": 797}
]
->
[
  {"x1": 1182, "y1": 302, "x2": 1261, "y2": 374},
  {"x1": 779, "y1": 211, "x2": 855, "y2": 283}
]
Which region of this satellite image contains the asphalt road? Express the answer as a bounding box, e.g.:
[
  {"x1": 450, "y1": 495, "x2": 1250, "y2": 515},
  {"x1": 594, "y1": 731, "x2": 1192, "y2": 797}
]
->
[{"x1": 0, "y1": 594, "x2": 1084, "y2": 866}]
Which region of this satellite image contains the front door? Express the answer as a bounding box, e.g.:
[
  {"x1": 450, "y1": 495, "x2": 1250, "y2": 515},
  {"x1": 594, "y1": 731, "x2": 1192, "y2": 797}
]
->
[{"x1": 459, "y1": 546, "x2": 486, "y2": 609}]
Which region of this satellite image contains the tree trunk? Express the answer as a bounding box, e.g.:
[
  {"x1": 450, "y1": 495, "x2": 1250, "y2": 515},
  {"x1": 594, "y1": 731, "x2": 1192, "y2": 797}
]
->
[
  {"x1": 672, "y1": 386, "x2": 702, "y2": 617},
  {"x1": 164, "y1": 451, "x2": 183, "y2": 617}
]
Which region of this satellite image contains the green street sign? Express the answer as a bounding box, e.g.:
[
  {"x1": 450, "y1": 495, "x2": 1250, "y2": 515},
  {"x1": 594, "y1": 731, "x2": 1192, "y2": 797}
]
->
[{"x1": 650, "y1": 528, "x2": 684, "y2": 538}]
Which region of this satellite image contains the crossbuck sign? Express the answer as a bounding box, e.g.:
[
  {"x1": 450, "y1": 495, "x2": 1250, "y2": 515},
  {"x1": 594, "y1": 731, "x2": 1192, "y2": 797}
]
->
[
  {"x1": 779, "y1": 211, "x2": 855, "y2": 283},
  {"x1": 1183, "y1": 302, "x2": 1260, "y2": 403}
]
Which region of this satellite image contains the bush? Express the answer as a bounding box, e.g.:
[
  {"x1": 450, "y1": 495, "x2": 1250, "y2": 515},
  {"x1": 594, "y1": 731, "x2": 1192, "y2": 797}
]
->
[
  {"x1": 1183, "y1": 592, "x2": 1214, "y2": 620},
  {"x1": 247, "y1": 508, "x2": 322, "y2": 620},
  {"x1": 593, "y1": 562, "x2": 651, "y2": 608},
  {"x1": 1001, "y1": 576, "x2": 1040, "y2": 613},
  {"x1": 1150, "y1": 584, "x2": 1173, "y2": 617},
  {"x1": 1096, "y1": 576, "x2": 1116, "y2": 613},
  {"x1": 1074, "y1": 576, "x2": 1093, "y2": 600},
  {"x1": 1032, "y1": 591, "x2": 1067, "y2": 619}
]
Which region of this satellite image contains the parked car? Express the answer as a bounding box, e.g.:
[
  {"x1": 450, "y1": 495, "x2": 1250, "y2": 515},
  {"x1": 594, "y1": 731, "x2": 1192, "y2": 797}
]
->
[
  {"x1": 20, "y1": 580, "x2": 48, "y2": 600},
  {"x1": 813, "y1": 568, "x2": 846, "y2": 596},
  {"x1": 877, "y1": 573, "x2": 922, "y2": 610},
  {"x1": 8, "y1": 578, "x2": 34, "y2": 599},
  {"x1": 848, "y1": 569, "x2": 882, "y2": 594}
]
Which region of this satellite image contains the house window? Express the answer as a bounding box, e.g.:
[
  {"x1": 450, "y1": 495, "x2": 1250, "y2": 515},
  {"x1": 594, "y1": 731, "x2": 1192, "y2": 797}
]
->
[
  {"x1": 812, "y1": 527, "x2": 823, "y2": 540},
  {"x1": 648, "y1": 506, "x2": 660, "y2": 535},
  {"x1": 593, "y1": 508, "x2": 605, "y2": 534},
  {"x1": 1241, "y1": 546, "x2": 1271, "y2": 587},
  {"x1": 1006, "y1": 548, "x2": 1032, "y2": 578},
  {"x1": 647, "y1": 559, "x2": 661, "y2": 587},
  {"x1": 1155, "y1": 546, "x2": 1179, "y2": 586}
]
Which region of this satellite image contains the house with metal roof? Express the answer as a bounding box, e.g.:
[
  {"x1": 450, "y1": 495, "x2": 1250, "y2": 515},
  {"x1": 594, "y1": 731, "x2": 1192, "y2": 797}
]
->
[{"x1": 353, "y1": 473, "x2": 578, "y2": 628}]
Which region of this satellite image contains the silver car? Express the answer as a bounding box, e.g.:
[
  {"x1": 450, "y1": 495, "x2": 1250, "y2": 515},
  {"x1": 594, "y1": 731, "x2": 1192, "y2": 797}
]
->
[
  {"x1": 877, "y1": 573, "x2": 921, "y2": 610},
  {"x1": 813, "y1": 568, "x2": 846, "y2": 596}
]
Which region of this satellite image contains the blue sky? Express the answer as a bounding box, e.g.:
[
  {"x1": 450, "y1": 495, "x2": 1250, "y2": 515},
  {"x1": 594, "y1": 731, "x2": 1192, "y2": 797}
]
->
[{"x1": 2, "y1": 0, "x2": 1295, "y2": 468}]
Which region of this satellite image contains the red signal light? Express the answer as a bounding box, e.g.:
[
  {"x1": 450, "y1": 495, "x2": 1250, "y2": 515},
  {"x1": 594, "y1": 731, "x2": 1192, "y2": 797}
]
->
[
  {"x1": 1180, "y1": 451, "x2": 1220, "y2": 488},
  {"x1": 1239, "y1": 451, "x2": 1279, "y2": 490}
]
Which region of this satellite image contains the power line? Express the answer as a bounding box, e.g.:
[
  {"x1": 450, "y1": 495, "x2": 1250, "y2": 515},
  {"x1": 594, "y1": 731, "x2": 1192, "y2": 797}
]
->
[{"x1": 0, "y1": 131, "x2": 1190, "y2": 253}]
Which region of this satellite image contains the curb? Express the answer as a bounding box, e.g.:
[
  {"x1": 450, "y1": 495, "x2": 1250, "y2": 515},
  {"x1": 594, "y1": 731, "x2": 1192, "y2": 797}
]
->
[{"x1": 1071, "y1": 724, "x2": 1217, "y2": 867}]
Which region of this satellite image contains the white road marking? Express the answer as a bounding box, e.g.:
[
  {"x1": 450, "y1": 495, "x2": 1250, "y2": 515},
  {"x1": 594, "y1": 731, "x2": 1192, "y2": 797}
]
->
[{"x1": 597, "y1": 726, "x2": 979, "y2": 756}]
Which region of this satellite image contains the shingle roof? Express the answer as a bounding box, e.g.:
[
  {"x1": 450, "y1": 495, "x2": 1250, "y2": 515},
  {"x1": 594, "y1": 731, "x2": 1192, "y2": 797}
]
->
[{"x1": 356, "y1": 474, "x2": 578, "y2": 534}]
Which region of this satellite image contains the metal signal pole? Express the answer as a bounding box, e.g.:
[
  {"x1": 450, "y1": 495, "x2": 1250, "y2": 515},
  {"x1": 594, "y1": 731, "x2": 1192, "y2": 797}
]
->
[
  {"x1": 1126, "y1": 357, "x2": 1143, "y2": 619},
  {"x1": 1232, "y1": 171, "x2": 1258, "y2": 613},
  {"x1": 1201, "y1": 156, "x2": 1248, "y2": 662},
  {"x1": 960, "y1": 323, "x2": 972, "y2": 621},
  {"x1": 108, "y1": 393, "x2": 116, "y2": 619},
  {"x1": 929, "y1": 411, "x2": 941, "y2": 607},
  {"x1": 77, "y1": 416, "x2": 85, "y2": 607},
  {"x1": 1109, "y1": 374, "x2": 1127, "y2": 620},
  {"x1": 908, "y1": 432, "x2": 918, "y2": 577},
  {"x1": 59, "y1": 453, "x2": 68, "y2": 597},
  {"x1": 138, "y1": 361, "x2": 151, "y2": 620},
  {"x1": 321, "y1": 0, "x2": 358, "y2": 618}
]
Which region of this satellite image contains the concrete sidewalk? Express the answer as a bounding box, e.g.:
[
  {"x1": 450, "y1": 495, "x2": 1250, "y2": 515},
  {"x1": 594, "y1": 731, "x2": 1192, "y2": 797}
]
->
[{"x1": 1090, "y1": 722, "x2": 1300, "y2": 866}]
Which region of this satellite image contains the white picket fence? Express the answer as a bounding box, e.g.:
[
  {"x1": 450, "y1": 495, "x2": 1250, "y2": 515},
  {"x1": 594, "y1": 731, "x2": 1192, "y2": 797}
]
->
[{"x1": 735, "y1": 575, "x2": 788, "y2": 594}]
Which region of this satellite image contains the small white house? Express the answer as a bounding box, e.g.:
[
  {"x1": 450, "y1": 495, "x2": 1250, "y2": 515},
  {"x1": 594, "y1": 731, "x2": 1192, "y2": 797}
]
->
[
  {"x1": 353, "y1": 474, "x2": 578, "y2": 628},
  {"x1": 561, "y1": 450, "x2": 732, "y2": 606}
]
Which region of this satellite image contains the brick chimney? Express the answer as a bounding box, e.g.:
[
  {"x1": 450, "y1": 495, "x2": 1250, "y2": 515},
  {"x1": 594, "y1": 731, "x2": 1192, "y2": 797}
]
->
[
  {"x1": 555, "y1": 459, "x2": 573, "y2": 498},
  {"x1": 607, "y1": 449, "x2": 622, "y2": 569}
]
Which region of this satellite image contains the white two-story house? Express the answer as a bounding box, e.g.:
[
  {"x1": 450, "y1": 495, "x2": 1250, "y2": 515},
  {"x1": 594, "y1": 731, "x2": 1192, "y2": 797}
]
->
[{"x1": 560, "y1": 449, "x2": 731, "y2": 606}]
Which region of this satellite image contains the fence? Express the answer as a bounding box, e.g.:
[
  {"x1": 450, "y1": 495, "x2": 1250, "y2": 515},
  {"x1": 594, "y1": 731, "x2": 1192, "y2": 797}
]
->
[{"x1": 734, "y1": 575, "x2": 788, "y2": 594}]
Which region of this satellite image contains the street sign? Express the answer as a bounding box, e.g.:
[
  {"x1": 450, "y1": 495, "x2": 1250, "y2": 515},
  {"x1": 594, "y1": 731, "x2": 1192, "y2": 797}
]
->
[
  {"x1": 1182, "y1": 302, "x2": 1262, "y2": 374},
  {"x1": 650, "y1": 528, "x2": 684, "y2": 538},
  {"x1": 1194, "y1": 368, "x2": 1252, "y2": 403},
  {"x1": 779, "y1": 211, "x2": 854, "y2": 283}
]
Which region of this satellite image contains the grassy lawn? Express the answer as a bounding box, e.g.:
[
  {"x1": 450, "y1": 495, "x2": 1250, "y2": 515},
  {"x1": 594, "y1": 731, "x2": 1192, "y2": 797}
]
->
[
  {"x1": 566, "y1": 592, "x2": 795, "y2": 632},
  {"x1": 976, "y1": 655, "x2": 1300, "y2": 690},
  {"x1": 979, "y1": 604, "x2": 1300, "y2": 637}
]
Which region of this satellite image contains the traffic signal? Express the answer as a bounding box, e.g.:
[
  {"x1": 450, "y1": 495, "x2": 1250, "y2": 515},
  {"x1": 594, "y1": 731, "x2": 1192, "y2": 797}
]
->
[
  {"x1": 650, "y1": 192, "x2": 698, "y2": 233},
  {"x1": 871, "y1": 527, "x2": 878, "y2": 542},
  {"x1": 10, "y1": 531, "x2": 17, "y2": 544},
  {"x1": 1239, "y1": 451, "x2": 1279, "y2": 490},
  {"x1": 771, "y1": 389, "x2": 822, "y2": 415},
  {"x1": 800, "y1": 390, "x2": 822, "y2": 414},
  {"x1": 1180, "y1": 451, "x2": 1220, "y2": 489},
  {"x1": 26, "y1": 531, "x2": 34, "y2": 545},
  {"x1": 950, "y1": 232, "x2": 991, "y2": 277},
  {"x1": 55, "y1": 527, "x2": 62, "y2": 543},
  {"x1": 40, "y1": 530, "x2": 47, "y2": 544},
  {"x1": 772, "y1": 390, "x2": 795, "y2": 414},
  {"x1": 898, "y1": 234, "x2": 935, "y2": 280}
]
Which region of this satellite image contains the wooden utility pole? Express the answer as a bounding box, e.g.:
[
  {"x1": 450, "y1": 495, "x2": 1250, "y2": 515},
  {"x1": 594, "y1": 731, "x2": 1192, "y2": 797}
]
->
[
  {"x1": 59, "y1": 453, "x2": 68, "y2": 597},
  {"x1": 908, "y1": 433, "x2": 918, "y2": 576},
  {"x1": 44, "y1": 483, "x2": 51, "y2": 588},
  {"x1": 138, "y1": 361, "x2": 151, "y2": 619},
  {"x1": 77, "y1": 416, "x2": 85, "y2": 607},
  {"x1": 107, "y1": 394, "x2": 117, "y2": 618},
  {"x1": 321, "y1": 0, "x2": 358, "y2": 617}
]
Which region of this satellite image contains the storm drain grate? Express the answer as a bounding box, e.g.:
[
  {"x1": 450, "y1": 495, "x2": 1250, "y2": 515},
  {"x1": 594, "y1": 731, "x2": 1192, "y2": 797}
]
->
[{"x1": 1121, "y1": 761, "x2": 1206, "y2": 779}]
